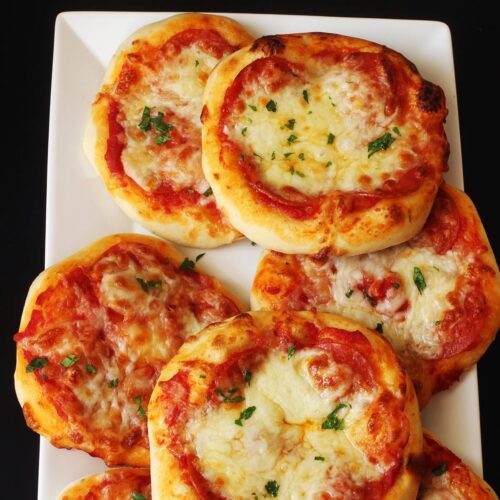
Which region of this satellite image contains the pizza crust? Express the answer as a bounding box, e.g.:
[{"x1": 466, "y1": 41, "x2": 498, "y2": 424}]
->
[
  {"x1": 84, "y1": 13, "x2": 254, "y2": 248},
  {"x1": 202, "y1": 33, "x2": 448, "y2": 255},
  {"x1": 14, "y1": 233, "x2": 244, "y2": 467},
  {"x1": 149, "y1": 311, "x2": 422, "y2": 499}
]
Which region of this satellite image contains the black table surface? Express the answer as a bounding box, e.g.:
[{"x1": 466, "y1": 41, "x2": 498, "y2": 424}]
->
[{"x1": 3, "y1": 1, "x2": 498, "y2": 498}]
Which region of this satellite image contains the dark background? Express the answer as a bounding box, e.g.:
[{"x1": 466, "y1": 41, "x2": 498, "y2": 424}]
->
[{"x1": 3, "y1": 1, "x2": 498, "y2": 498}]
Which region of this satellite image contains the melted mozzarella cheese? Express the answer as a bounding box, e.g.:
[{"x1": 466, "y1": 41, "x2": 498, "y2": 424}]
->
[
  {"x1": 227, "y1": 64, "x2": 426, "y2": 196},
  {"x1": 301, "y1": 246, "x2": 468, "y2": 359},
  {"x1": 186, "y1": 349, "x2": 379, "y2": 499},
  {"x1": 118, "y1": 45, "x2": 219, "y2": 194}
]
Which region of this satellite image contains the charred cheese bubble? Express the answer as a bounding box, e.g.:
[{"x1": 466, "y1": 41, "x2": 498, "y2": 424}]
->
[{"x1": 148, "y1": 311, "x2": 422, "y2": 499}]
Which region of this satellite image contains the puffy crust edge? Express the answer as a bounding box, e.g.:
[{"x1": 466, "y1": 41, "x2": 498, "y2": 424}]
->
[
  {"x1": 148, "y1": 310, "x2": 422, "y2": 499},
  {"x1": 84, "y1": 13, "x2": 254, "y2": 248},
  {"x1": 202, "y1": 33, "x2": 446, "y2": 256},
  {"x1": 14, "y1": 233, "x2": 244, "y2": 467},
  {"x1": 57, "y1": 467, "x2": 150, "y2": 500}
]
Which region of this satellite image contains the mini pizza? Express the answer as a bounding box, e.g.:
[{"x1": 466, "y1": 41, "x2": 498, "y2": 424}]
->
[
  {"x1": 14, "y1": 234, "x2": 243, "y2": 467},
  {"x1": 85, "y1": 13, "x2": 254, "y2": 247},
  {"x1": 419, "y1": 431, "x2": 497, "y2": 499},
  {"x1": 148, "y1": 311, "x2": 422, "y2": 499},
  {"x1": 252, "y1": 183, "x2": 500, "y2": 406},
  {"x1": 57, "y1": 467, "x2": 150, "y2": 500},
  {"x1": 202, "y1": 33, "x2": 449, "y2": 255}
]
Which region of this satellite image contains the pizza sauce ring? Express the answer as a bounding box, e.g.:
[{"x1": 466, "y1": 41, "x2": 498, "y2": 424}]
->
[
  {"x1": 251, "y1": 183, "x2": 500, "y2": 407},
  {"x1": 202, "y1": 33, "x2": 448, "y2": 255},
  {"x1": 57, "y1": 467, "x2": 151, "y2": 500},
  {"x1": 14, "y1": 234, "x2": 243, "y2": 467},
  {"x1": 418, "y1": 431, "x2": 497, "y2": 499},
  {"x1": 148, "y1": 311, "x2": 422, "y2": 499},
  {"x1": 85, "y1": 13, "x2": 254, "y2": 248}
]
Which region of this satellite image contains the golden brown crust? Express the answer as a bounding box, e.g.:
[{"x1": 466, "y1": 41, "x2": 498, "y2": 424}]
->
[
  {"x1": 251, "y1": 184, "x2": 500, "y2": 407},
  {"x1": 14, "y1": 234, "x2": 244, "y2": 467},
  {"x1": 85, "y1": 13, "x2": 254, "y2": 248},
  {"x1": 57, "y1": 467, "x2": 150, "y2": 499},
  {"x1": 149, "y1": 310, "x2": 422, "y2": 499},
  {"x1": 202, "y1": 32, "x2": 447, "y2": 255},
  {"x1": 419, "y1": 431, "x2": 498, "y2": 499}
]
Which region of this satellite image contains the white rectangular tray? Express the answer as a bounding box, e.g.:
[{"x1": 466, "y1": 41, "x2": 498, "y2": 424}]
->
[{"x1": 41, "y1": 11, "x2": 478, "y2": 499}]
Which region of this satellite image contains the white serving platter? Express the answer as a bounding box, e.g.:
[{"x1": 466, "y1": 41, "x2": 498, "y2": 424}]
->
[{"x1": 40, "y1": 11, "x2": 479, "y2": 499}]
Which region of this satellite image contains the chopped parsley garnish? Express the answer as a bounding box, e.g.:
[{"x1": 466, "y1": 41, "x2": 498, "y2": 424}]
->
[
  {"x1": 314, "y1": 456, "x2": 325, "y2": 461},
  {"x1": 265, "y1": 480, "x2": 280, "y2": 497},
  {"x1": 86, "y1": 363, "x2": 97, "y2": 374},
  {"x1": 432, "y1": 463, "x2": 447, "y2": 476},
  {"x1": 249, "y1": 104, "x2": 257, "y2": 111},
  {"x1": 203, "y1": 187, "x2": 213, "y2": 196},
  {"x1": 200, "y1": 374, "x2": 206, "y2": 379},
  {"x1": 287, "y1": 345, "x2": 296, "y2": 359},
  {"x1": 152, "y1": 112, "x2": 174, "y2": 133},
  {"x1": 287, "y1": 134, "x2": 298, "y2": 144},
  {"x1": 435, "y1": 320, "x2": 442, "y2": 326},
  {"x1": 363, "y1": 289, "x2": 377, "y2": 306},
  {"x1": 154, "y1": 134, "x2": 171, "y2": 145},
  {"x1": 179, "y1": 255, "x2": 199, "y2": 271},
  {"x1": 413, "y1": 267, "x2": 426, "y2": 294},
  {"x1": 136, "y1": 277, "x2": 162, "y2": 293},
  {"x1": 345, "y1": 289, "x2": 354, "y2": 298},
  {"x1": 289, "y1": 167, "x2": 305, "y2": 177},
  {"x1": 241, "y1": 127, "x2": 248, "y2": 136},
  {"x1": 235, "y1": 405, "x2": 257, "y2": 426},
  {"x1": 283, "y1": 152, "x2": 294, "y2": 158},
  {"x1": 108, "y1": 378, "x2": 119, "y2": 388},
  {"x1": 253, "y1": 151, "x2": 263, "y2": 160},
  {"x1": 216, "y1": 388, "x2": 245, "y2": 403},
  {"x1": 131, "y1": 492, "x2": 146, "y2": 500},
  {"x1": 251, "y1": 241, "x2": 257, "y2": 246},
  {"x1": 327, "y1": 133, "x2": 335, "y2": 145},
  {"x1": 368, "y1": 132, "x2": 395, "y2": 158},
  {"x1": 328, "y1": 96, "x2": 336, "y2": 107},
  {"x1": 134, "y1": 396, "x2": 147, "y2": 419},
  {"x1": 321, "y1": 403, "x2": 350, "y2": 430},
  {"x1": 266, "y1": 100, "x2": 277, "y2": 112},
  {"x1": 392, "y1": 126, "x2": 401, "y2": 136},
  {"x1": 60, "y1": 354, "x2": 80, "y2": 368},
  {"x1": 326, "y1": 161, "x2": 332, "y2": 168},
  {"x1": 375, "y1": 323, "x2": 384, "y2": 334},
  {"x1": 244, "y1": 369, "x2": 252, "y2": 385},
  {"x1": 196, "y1": 253, "x2": 205, "y2": 262},
  {"x1": 271, "y1": 151, "x2": 276, "y2": 160},
  {"x1": 195, "y1": 59, "x2": 199, "y2": 67},
  {"x1": 138, "y1": 106, "x2": 151, "y2": 131},
  {"x1": 298, "y1": 153, "x2": 305, "y2": 160},
  {"x1": 302, "y1": 89, "x2": 309, "y2": 103},
  {"x1": 285, "y1": 119, "x2": 296, "y2": 130},
  {"x1": 26, "y1": 357, "x2": 48, "y2": 373}
]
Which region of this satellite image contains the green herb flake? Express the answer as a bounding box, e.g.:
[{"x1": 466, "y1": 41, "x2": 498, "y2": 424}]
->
[
  {"x1": 287, "y1": 345, "x2": 296, "y2": 359},
  {"x1": 133, "y1": 395, "x2": 147, "y2": 419},
  {"x1": 345, "y1": 289, "x2": 354, "y2": 298},
  {"x1": 241, "y1": 127, "x2": 248, "y2": 136},
  {"x1": 302, "y1": 89, "x2": 309, "y2": 103},
  {"x1": 26, "y1": 357, "x2": 48, "y2": 373},
  {"x1": 265, "y1": 480, "x2": 280, "y2": 497},
  {"x1": 108, "y1": 378, "x2": 119, "y2": 388},
  {"x1": 283, "y1": 152, "x2": 294, "y2": 158},
  {"x1": 179, "y1": 257, "x2": 196, "y2": 271},
  {"x1": 195, "y1": 253, "x2": 205, "y2": 263},
  {"x1": 326, "y1": 161, "x2": 332, "y2": 168},
  {"x1": 216, "y1": 388, "x2": 245, "y2": 403},
  {"x1": 392, "y1": 126, "x2": 401, "y2": 136},
  {"x1": 314, "y1": 456, "x2": 325, "y2": 461},
  {"x1": 435, "y1": 320, "x2": 442, "y2": 326},
  {"x1": 203, "y1": 187, "x2": 213, "y2": 197},
  {"x1": 131, "y1": 492, "x2": 146, "y2": 500},
  {"x1": 138, "y1": 106, "x2": 151, "y2": 131},
  {"x1": 375, "y1": 323, "x2": 384, "y2": 334},
  {"x1": 244, "y1": 369, "x2": 252, "y2": 385},
  {"x1": 392, "y1": 282, "x2": 400, "y2": 289},
  {"x1": 321, "y1": 403, "x2": 350, "y2": 430},
  {"x1": 289, "y1": 167, "x2": 305, "y2": 177},
  {"x1": 327, "y1": 133, "x2": 335, "y2": 145},
  {"x1": 234, "y1": 405, "x2": 257, "y2": 426},
  {"x1": 152, "y1": 112, "x2": 174, "y2": 133},
  {"x1": 136, "y1": 277, "x2": 162, "y2": 292},
  {"x1": 298, "y1": 153, "x2": 305, "y2": 161},
  {"x1": 60, "y1": 354, "x2": 80, "y2": 368},
  {"x1": 249, "y1": 104, "x2": 257, "y2": 111},
  {"x1": 363, "y1": 289, "x2": 377, "y2": 306},
  {"x1": 251, "y1": 241, "x2": 257, "y2": 246},
  {"x1": 287, "y1": 134, "x2": 298, "y2": 145},
  {"x1": 86, "y1": 363, "x2": 97, "y2": 374},
  {"x1": 266, "y1": 100, "x2": 277, "y2": 112},
  {"x1": 368, "y1": 132, "x2": 395, "y2": 158},
  {"x1": 432, "y1": 463, "x2": 447, "y2": 476},
  {"x1": 154, "y1": 134, "x2": 171, "y2": 145},
  {"x1": 413, "y1": 267, "x2": 427, "y2": 294},
  {"x1": 271, "y1": 151, "x2": 276, "y2": 160},
  {"x1": 285, "y1": 119, "x2": 296, "y2": 130},
  {"x1": 200, "y1": 374, "x2": 206, "y2": 379},
  {"x1": 253, "y1": 151, "x2": 263, "y2": 160},
  {"x1": 195, "y1": 59, "x2": 199, "y2": 67}
]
